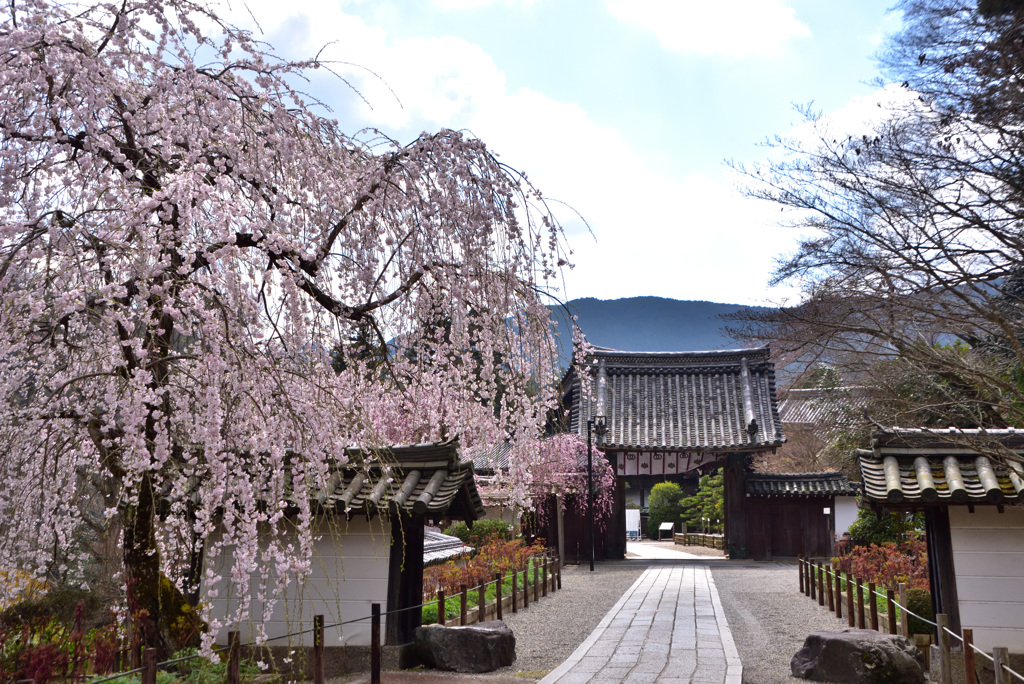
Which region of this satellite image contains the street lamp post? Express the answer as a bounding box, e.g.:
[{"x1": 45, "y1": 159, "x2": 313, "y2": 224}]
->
[{"x1": 586, "y1": 415, "x2": 606, "y2": 572}]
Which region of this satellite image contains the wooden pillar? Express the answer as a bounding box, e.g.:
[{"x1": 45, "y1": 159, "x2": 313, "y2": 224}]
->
[
  {"x1": 386, "y1": 511, "x2": 426, "y2": 645},
  {"x1": 604, "y1": 472, "x2": 627, "y2": 560},
  {"x1": 926, "y1": 508, "x2": 962, "y2": 636},
  {"x1": 723, "y1": 454, "x2": 747, "y2": 559},
  {"x1": 555, "y1": 493, "x2": 565, "y2": 568}
]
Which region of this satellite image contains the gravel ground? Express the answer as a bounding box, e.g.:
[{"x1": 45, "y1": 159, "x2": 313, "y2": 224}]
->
[
  {"x1": 494, "y1": 561, "x2": 647, "y2": 679},
  {"x1": 335, "y1": 555, "x2": 847, "y2": 683},
  {"x1": 632, "y1": 541, "x2": 726, "y2": 558},
  {"x1": 711, "y1": 561, "x2": 849, "y2": 684}
]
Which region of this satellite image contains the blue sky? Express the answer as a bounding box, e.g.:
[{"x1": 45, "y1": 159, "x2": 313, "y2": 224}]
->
[{"x1": 229, "y1": 0, "x2": 902, "y2": 305}]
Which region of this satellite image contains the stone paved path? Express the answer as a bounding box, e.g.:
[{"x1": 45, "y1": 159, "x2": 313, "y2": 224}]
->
[{"x1": 539, "y1": 562, "x2": 741, "y2": 684}]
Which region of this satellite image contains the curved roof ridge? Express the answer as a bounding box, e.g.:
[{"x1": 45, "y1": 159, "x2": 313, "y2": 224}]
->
[{"x1": 587, "y1": 345, "x2": 770, "y2": 358}]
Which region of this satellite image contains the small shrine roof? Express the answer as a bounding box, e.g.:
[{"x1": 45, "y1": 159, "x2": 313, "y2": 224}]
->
[
  {"x1": 423, "y1": 528, "x2": 475, "y2": 567},
  {"x1": 311, "y1": 439, "x2": 485, "y2": 521},
  {"x1": 746, "y1": 472, "x2": 860, "y2": 498},
  {"x1": 858, "y1": 429, "x2": 1024, "y2": 505}
]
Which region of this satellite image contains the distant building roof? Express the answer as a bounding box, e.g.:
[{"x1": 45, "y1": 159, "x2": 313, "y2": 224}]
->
[
  {"x1": 423, "y1": 528, "x2": 475, "y2": 567},
  {"x1": 558, "y1": 346, "x2": 785, "y2": 452},
  {"x1": 858, "y1": 429, "x2": 1024, "y2": 505},
  {"x1": 746, "y1": 472, "x2": 860, "y2": 498},
  {"x1": 466, "y1": 441, "x2": 512, "y2": 473},
  {"x1": 779, "y1": 387, "x2": 867, "y2": 427}
]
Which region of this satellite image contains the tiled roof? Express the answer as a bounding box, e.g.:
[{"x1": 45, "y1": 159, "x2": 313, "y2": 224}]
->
[
  {"x1": 746, "y1": 472, "x2": 860, "y2": 498},
  {"x1": 560, "y1": 346, "x2": 785, "y2": 451},
  {"x1": 309, "y1": 439, "x2": 485, "y2": 521},
  {"x1": 858, "y1": 429, "x2": 1024, "y2": 505},
  {"x1": 423, "y1": 528, "x2": 475, "y2": 567},
  {"x1": 779, "y1": 387, "x2": 866, "y2": 427}
]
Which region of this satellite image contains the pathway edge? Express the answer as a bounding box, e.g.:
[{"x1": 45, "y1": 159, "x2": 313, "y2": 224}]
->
[
  {"x1": 536, "y1": 567, "x2": 649, "y2": 684},
  {"x1": 707, "y1": 567, "x2": 744, "y2": 684}
]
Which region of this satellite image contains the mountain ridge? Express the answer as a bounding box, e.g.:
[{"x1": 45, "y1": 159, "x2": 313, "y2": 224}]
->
[{"x1": 549, "y1": 296, "x2": 769, "y2": 360}]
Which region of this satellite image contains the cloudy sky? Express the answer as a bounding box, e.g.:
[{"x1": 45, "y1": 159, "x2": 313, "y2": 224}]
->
[{"x1": 226, "y1": 0, "x2": 901, "y2": 306}]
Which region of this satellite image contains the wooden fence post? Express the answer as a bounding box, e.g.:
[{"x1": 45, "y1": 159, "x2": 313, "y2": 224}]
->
[
  {"x1": 818, "y1": 564, "x2": 825, "y2": 607},
  {"x1": 512, "y1": 569, "x2": 518, "y2": 613},
  {"x1": 227, "y1": 632, "x2": 239, "y2": 684},
  {"x1": 371, "y1": 603, "x2": 381, "y2": 684},
  {"x1": 478, "y1": 582, "x2": 487, "y2": 624},
  {"x1": 856, "y1": 579, "x2": 865, "y2": 629},
  {"x1": 533, "y1": 561, "x2": 539, "y2": 602},
  {"x1": 495, "y1": 572, "x2": 503, "y2": 621},
  {"x1": 899, "y1": 583, "x2": 909, "y2": 637},
  {"x1": 313, "y1": 614, "x2": 324, "y2": 684},
  {"x1": 835, "y1": 571, "x2": 843, "y2": 620},
  {"x1": 438, "y1": 589, "x2": 446, "y2": 627},
  {"x1": 962, "y1": 628, "x2": 976, "y2": 684},
  {"x1": 937, "y1": 613, "x2": 952, "y2": 684},
  {"x1": 542, "y1": 556, "x2": 548, "y2": 597},
  {"x1": 887, "y1": 589, "x2": 897, "y2": 635},
  {"x1": 809, "y1": 563, "x2": 817, "y2": 601},
  {"x1": 522, "y1": 565, "x2": 529, "y2": 608},
  {"x1": 993, "y1": 646, "x2": 1009, "y2": 684},
  {"x1": 806, "y1": 560, "x2": 813, "y2": 598},
  {"x1": 869, "y1": 583, "x2": 878, "y2": 631},
  {"x1": 142, "y1": 647, "x2": 158, "y2": 684},
  {"x1": 826, "y1": 566, "x2": 834, "y2": 612},
  {"x1": 799, "y1": 558, "x2": 804, "y2": 594},
  {"x1": 556, "y1": 554, "x2": 562, "y2": 590},
  {"x1": 847, "y1": 573, "x2": 856, "y2": 626},
  {"x1": 460, "y1": 584, "x2": 468, "y2": 625}
]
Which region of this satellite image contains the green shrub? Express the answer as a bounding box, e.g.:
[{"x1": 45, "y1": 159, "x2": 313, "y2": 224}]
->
[
  {"x1": 445, "y1": 519, "x2": 513, "y2": 544},
  {"x1": 646, "y1": 482, "x2": 683, "y2": 538},
  {"x1": 847, "y1": 507, "x2": 924, "y2": 546},
  {"x1": 905, "y1": 587, "x2": 935, "y2": 636}
]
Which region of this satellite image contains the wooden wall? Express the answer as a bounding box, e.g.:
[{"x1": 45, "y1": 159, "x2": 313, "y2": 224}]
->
[
  {"x1": 949, "y1": 506, "x2": 1024, "y2": 651},
  {"x1": 534, "y1": 477, "x2": 626, "y2": 562},
  {"x1": 741, "y1": 497, "x2": 834, "y2": 561}
]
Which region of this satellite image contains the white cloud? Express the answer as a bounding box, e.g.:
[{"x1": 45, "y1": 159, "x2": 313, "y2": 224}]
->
[
  {"x1": 431, "y1": 0, "x2": 538, "y2": 9},
  {"x1": 605, "y1": 0, "x2": 810, "y2": 58},
  {"x1": 212, "y1": 1, "x2": 798, "y2": 305}
]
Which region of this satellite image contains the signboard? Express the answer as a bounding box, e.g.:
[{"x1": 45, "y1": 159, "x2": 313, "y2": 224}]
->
[
  {"x1": 626, "y1": 509, "x2": 641, "y2": 540},
  {"x1": 615, "y1": 451, "x2": 717, "y2": 476}
]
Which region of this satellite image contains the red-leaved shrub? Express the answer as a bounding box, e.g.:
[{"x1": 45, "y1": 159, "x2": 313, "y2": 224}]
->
[
  {"x1": 831, "y1": 537, "x2": 929, "y2": 591},
  {"x1": 423, "y1": 536, "x2": 546, "y2": 600}
]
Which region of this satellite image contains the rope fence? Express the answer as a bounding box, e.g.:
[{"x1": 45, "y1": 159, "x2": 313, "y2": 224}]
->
[
  {"x1": 798, "y1": 557, "x2": 1024, "y2": 684},
  {"x1": 56, "y1": 552, "x2": 560, "y2": 684}
]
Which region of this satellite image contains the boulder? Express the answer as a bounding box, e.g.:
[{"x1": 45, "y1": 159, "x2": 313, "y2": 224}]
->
[
  {"x1": 414, "y1": 620, "x2": 516, "y2": 673},
  {"x1": 791, "y1": 628, "x2": 926, "y2": 684}
]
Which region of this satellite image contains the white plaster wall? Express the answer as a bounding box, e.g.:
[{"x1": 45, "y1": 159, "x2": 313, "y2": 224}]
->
[
  {"x1": 834, "y1": 497, "x2": 858, "y2": 538},
  {"x1": 949, "y1": 506, "x2": 1024, "y2": 652},
  {"x1": 203, "y1": 516, "x2": 391, "y2": 647},
  {"x1": 481, "y1": 502, "x2": 518, "y2": 525}
]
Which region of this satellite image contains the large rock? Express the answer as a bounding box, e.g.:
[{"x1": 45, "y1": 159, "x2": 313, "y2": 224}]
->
[
  {"x1": 791, "y1": 628, "x2": 926, "y2": 684},
  {"x1": 414, "y1": 620, "x2": 516, "y2": 673}
]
